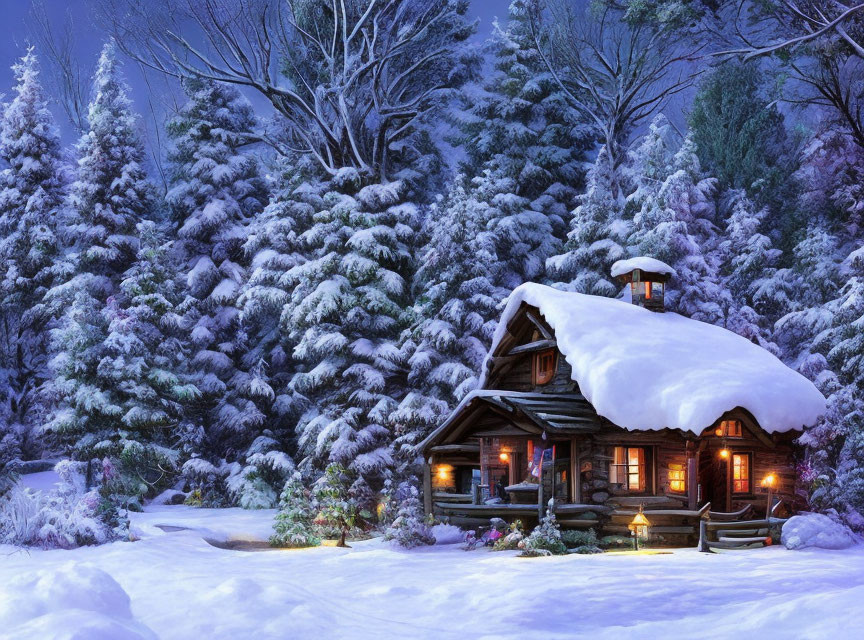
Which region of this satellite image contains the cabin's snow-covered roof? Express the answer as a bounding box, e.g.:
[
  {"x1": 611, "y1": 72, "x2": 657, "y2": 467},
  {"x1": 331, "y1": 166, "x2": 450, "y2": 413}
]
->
[
  {"x1": 480, "y1": 283, "x2": 825, "y2": 435},
  {"x1": 611, "y1": 257, "x2": 677, "y2": 278}
]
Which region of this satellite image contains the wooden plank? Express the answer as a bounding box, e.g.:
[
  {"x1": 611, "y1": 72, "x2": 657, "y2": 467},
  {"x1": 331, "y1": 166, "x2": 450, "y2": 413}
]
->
[
  {"x1": 423, "y1": 461, "x2": 432, "y2": 516},
  {"x1": 715, "y1": 528, "x2": 768, "y2": 538},
  {"x1": 558, "y1": 519, "x2": 600, "y2": 528},
  {"x1": 507, "y1": 339, "x2": 557, "y2": 355},
  {"x1": 706, "y1": 518, "x2": 775, "y2": 531},
  {"x1": 525, "y1": 311, "x2": 553, "y2": 340}
]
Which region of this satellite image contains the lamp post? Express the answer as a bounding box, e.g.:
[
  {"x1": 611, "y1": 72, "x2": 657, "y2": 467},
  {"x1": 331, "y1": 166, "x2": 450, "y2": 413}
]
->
[
  {"x1": 628, "y1": 504, "x2": 651, "y2": 551},
  {"x1": 761, "y1": 473, "x2": 777, "y2": 519}
]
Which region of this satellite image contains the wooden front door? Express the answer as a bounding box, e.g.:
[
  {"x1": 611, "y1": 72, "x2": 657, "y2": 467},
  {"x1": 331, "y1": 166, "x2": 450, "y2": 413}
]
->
[{"x1": 698, "y1": 449, "x2": 729, "y2": 511}]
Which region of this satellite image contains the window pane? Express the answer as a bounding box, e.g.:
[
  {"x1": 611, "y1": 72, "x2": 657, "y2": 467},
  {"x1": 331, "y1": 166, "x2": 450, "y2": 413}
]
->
[{"x1": 732, "y1": 454, "x2": 749, "y2": 493}]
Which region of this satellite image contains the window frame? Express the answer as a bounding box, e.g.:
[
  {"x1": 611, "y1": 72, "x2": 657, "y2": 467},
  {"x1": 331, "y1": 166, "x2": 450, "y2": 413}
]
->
[
  {"x1": 731, "y1": 452, "x2": 752, "y2": 495},
  {"x1": 609, "y1": 446, "x2": 648, "y2": 493},
  {"x1": 532, "y1": 348, "x2": 557, "y2": 386},
  {"x1": 667, "y1": 463, "x2": 686, "y2": 494},
  {"x1": 715, "y1": 419, "x2": 743, "y2": 438}
]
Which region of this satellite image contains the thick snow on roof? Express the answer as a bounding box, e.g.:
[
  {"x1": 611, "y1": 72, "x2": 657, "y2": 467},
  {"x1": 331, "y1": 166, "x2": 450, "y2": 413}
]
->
[
  {"x1": 611, "y1": 256, "x2": 677, "y2": 277},
  {"x1": 481, "y1": 283, "x2": 825, "y2": 434}
]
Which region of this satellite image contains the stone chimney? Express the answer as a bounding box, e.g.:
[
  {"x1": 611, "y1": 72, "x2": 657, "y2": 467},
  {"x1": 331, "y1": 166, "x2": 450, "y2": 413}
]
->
[{"x1": 611, "y1": 257, "x2": 676, "y2": 312}]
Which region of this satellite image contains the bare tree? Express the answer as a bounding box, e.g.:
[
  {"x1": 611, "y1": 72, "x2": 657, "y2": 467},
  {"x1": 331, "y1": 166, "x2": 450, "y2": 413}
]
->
[
  {"x1": 27, "y1": 0, "x2": 93, "y2": 133},
  {"x1": 97, "y1": 0, "x2": 476, "y2": 180},
  {"x1": 526, "y1": 0, "x2": 702, "y2": 198},
  {"x1": 717, "y1": 1, "x2": 864, "y2": 147}
]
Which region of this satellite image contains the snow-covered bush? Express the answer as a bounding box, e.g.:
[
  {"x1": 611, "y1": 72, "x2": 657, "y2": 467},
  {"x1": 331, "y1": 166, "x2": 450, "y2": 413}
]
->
[
  {"x1": 270, "y1": 472, "x2": 319, "y2": 548},
  {"x1": 383, "y1": 482, "x2": 435, "y2": 548},
  {"x1": 519, "y1": 502, "x2": 567, "y2": 557},
  {"x1": 226, "y1": 434, "x2": 295, "y2": 509},
  {"x1": 781, "y1": 513, "x2": 858, "y2": 550},
  {"x1": 561, "y1": 528, "x2": 603, "y2": 554},
  {"x1": 181, "y1": 458, "x2": 233, "y2": 507},
  {"x1": 0, "y1": 460, "x2": 127, "y2": 549},
  {"x1": 431, "y1": 523, "x2": 464, "y2": 545}
]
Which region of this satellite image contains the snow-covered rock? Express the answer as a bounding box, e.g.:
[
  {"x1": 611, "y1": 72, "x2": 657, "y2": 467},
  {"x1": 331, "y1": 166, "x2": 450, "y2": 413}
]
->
[
  {"x1": 480, "y1": 283, "x2": 826, "y2": 434},
  {"x1": 0, "y1": 563, "x2": 157, "y2": 640},
  {"x1": 782, "y1": 513, "x2": 858, "y2": 550}
]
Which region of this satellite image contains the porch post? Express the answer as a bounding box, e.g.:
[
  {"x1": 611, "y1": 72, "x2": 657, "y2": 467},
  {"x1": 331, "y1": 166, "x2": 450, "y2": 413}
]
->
[
  {"x1": 687, "y1": 442, "x2": 698, "y2": 510},
  {"x1": 423, "y1": 455, "x2": 433, "y2": 516}
]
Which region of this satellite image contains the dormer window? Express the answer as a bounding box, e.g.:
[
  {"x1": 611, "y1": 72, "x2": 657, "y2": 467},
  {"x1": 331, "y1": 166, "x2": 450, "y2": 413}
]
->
[
  {"x1": 533, "y1": 348, "x2": 557, "y2": 385},
  {"x1": 715, "y1": 419, "x2": 742, "y2": 437}
]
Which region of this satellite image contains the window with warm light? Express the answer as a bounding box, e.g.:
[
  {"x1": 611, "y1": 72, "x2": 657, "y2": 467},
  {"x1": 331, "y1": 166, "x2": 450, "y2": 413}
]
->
[
  {"x1": 610, "y1": 446, "x2": 646, "y2": 492},
  {"x1": 732, "y1": 453, "x2": 751, "y2": 493},
  {"x1": 715, "y1": 419, "x2": 743, "y2": 437},
  {"x1": 533, "y1": 348, "x2": 557, "y2": 385},
  {"x1": 668, "y1": 463, "x2": 686, "y2": 493}
]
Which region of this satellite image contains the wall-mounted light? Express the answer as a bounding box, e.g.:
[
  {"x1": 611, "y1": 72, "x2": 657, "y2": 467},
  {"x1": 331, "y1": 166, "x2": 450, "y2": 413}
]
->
[
  {"x1": 499, "y1": 452, "x2": 510, "y2": 463},
  {"x1": 719, "y1": 448, "x2": 730, "y2": 460}
]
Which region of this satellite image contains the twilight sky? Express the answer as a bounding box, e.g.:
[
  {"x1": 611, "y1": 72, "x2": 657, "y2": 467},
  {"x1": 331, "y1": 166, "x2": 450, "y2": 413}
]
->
[{"x1": 0, "y1": 0, "x2": 507, "y2": 141}]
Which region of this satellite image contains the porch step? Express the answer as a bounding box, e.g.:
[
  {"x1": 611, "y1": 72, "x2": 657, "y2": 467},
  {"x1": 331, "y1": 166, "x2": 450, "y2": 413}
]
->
[
  {"x1": 649, "y1": 526, "x2": 695, "y2": 535},
  {"x1": 718, "y1": 536, "x2": 769, "y2": 544},
  {"x1": 715, "y1": 528, "x2": 768, "y2": 538}
]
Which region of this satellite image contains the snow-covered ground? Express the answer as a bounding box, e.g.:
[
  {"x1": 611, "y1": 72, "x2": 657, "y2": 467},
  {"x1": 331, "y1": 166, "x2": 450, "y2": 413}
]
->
[{"x1": 2, "y1": 505, "x2": 863, "y2": 640}]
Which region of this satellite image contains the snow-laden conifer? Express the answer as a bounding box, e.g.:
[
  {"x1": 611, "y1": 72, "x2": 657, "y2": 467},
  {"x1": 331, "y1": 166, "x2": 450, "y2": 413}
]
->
[
  {"x1": 382, "y1": 482, "x2": 435, "y2": 548},
  {"x1": 0, "y1": 48, "x2": 66, "y2": 447},
  {"x1": 166, "y1": 77, "x2": 269, "y2": 462}
]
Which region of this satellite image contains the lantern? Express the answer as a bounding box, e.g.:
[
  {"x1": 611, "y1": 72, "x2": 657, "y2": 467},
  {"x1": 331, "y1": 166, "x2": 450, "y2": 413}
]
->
[
  {"x1": 719, "y1": 448, "x2": 730, "y2": 460},
  {"x1": 628, "y1": 505, "x2": 651, "y2": 550},
  {"x1": 499, "y1": 452, "x2": 510, "y2": 463},
  {"x1": 761, "y1": 473, "x2": 777, "y2": 518}
]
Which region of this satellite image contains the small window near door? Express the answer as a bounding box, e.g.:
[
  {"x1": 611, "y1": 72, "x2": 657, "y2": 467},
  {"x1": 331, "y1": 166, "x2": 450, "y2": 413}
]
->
[
  {"x1": 533, "y1": 348, "x2": 557, "y2": 385},
  {"x1": 610, "y1": 446, "x2": 646, "y2": 492},
  {"x1": 732, "y1": 453, "x2": 751, "y2": 494},
  {"x1": 668, "y1": 463, "x2": 686, "y2": 493},
  {"x1": 715, "y1": 419, "x2": 743, "y2": 437}
]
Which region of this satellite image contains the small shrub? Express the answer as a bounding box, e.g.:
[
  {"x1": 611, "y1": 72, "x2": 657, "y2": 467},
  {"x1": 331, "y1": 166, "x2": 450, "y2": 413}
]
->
[
  {"x1": 599, "y1": 534, "x2": 632, "y2": 549},
  {"x1": 561, "y1": 528, "x2": 599, "y2": 548},
  {"x1": 383, "y1": 482, "x2": 435, "y2": 548},
  {"x1": 270, "y1": 472, "x2": 319, "y2": 548},
  {"x1": 493, "y1": 520, "x2": 524, "y2": 551},
  {"x1": 519, "y1": 502, "x2": 567, "y2": 557}
]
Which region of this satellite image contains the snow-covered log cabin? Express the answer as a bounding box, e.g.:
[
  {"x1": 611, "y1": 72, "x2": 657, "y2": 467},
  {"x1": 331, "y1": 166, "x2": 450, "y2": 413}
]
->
[{"x1": 419, "y1": 258, "x2": 826, "y2": 545}]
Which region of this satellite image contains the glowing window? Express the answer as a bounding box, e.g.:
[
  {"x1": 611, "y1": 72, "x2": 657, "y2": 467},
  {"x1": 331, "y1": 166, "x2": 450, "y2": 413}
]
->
[
  {"x1": 533, "y1": 349, "x2": 557, "y2": 385},
  {"x1": 610, "y1": 447, "x2": 646, "y2": 492},
  {"x1": 715, "y1": 420, "x2": 743, "y2": 437},
  {"x1": 668, "y1": 463, "x2": 686, "y2": 493},
  {"x1": 732, "y1": 454, "x2": 751, "y2": 494}
]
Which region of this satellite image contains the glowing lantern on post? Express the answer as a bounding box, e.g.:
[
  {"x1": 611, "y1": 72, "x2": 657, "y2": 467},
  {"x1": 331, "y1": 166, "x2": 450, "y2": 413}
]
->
[
  {"x1": 761, "y1": 473, "x2": 777, "y2": 519},
  {"x1": 628, "y1": 505, "x2": 651, "y2": 551}
]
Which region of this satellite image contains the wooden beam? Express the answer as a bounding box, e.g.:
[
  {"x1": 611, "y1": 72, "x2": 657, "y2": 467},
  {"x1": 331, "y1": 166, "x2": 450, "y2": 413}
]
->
[
  {"x1": 526, "y1": 311, "x2": 553, "y2": 340},
  {"x1": 507, "y1": 339, "x2": 557, "y2": 355},
  {"x1": 423, "y1": 457, "x2": 433, "y2": 516}
]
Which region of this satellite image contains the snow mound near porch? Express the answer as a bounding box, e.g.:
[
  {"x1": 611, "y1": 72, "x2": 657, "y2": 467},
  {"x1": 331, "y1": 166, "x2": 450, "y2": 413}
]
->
[
  {"x1": 481, "y1": 283, "x2": 825, "y2": 434},
  {"x1": 0, "y1": 562, "x2": 158, "y2": 640},
  {"x1": 782, "y1": 514, "x2": 858, "y2": 550}
]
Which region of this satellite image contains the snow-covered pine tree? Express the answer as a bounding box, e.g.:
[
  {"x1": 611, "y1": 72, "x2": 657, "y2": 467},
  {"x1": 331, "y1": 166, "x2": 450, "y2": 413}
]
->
[
  {"x1": 45, "y1": 41, "x2": 157, "y2": 459},
  {"x1": 546, "y1": 147, "x2": 627, "y2": 295},
  {"x1": 717, "y1": 189, "x2": 784, "y2": 350},
  {"x1": 66, "y1": 41, "x2": 153, "y2": 286},
  {"x1": 270, "y1": 470, "x2": 320, "y2": 548},
  {"x1": 166, "y1": 77, "x2": 270, "y2": 463},
  {"x1": 47, "y1": 223, "x2": 186, "y2": 501},
  {"x1": 456, "y1": 1, "x2": 595, "y2": 289},
  {"x1": 627, "y1": 120, "x2": 728, "y2": 324},
  {"x1": 805, "y1": 246, "x2": 864, "y2": 529},
  {"x1": 286, "y1": 171, "x2": 417, "y2": 509},
  {"x1": 0, "y1": 48, "x2": 66, "y2": 455},
  {"x1": 382, "y1": 481, "x2": 435, "y2": 548},
  {"x1": 388, "y1": 178, "x2": 506, "y2": 466},
  {"x1": 239, "y1": 156, "x2": 323, "y2": 438}
]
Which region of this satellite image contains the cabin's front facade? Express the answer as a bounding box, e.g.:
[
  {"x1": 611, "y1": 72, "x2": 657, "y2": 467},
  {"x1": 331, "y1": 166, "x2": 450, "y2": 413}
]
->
[{"x1": 419, "y1": 262, "x2": 825, "y2": 545}]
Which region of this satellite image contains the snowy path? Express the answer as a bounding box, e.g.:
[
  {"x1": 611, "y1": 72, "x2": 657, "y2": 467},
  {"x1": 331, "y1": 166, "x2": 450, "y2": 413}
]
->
[{"x1": 2, "y1": 506, "x2": 863, "y2": 639}]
